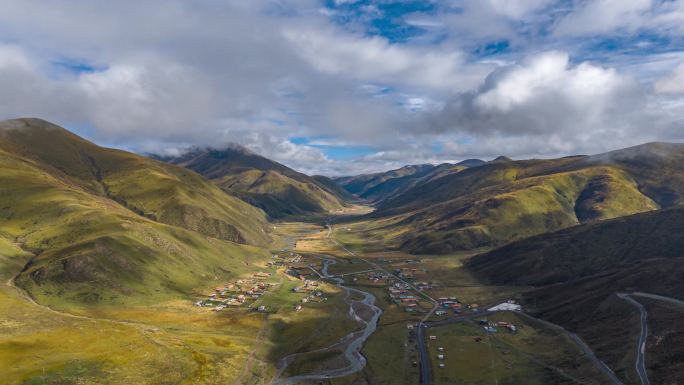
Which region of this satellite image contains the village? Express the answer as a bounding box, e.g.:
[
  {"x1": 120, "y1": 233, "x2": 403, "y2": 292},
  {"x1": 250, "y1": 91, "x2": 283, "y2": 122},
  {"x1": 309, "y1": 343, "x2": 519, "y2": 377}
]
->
[
  {"x1": 194, "y1": 270, "x2": 276, "y2": 312},
  {"x1": 193, "y1": 251, "x2": 331, "y2": 313},
  {"x1": 192, "y1": 245, "x2": 527, "y2": 380}
]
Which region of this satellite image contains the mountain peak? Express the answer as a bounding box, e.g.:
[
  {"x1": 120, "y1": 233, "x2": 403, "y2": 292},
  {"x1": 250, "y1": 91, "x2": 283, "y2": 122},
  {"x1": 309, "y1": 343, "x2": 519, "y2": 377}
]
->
[
  {"x1": 491, "y1": 155, "x2": 512, "y2": 163},
  {"x1": 457, "y1": 159, "x2": 486, "y2": 168}
]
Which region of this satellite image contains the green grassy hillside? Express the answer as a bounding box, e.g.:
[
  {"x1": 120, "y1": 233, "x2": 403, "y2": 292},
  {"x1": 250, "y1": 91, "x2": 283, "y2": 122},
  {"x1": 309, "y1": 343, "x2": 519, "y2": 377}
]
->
[
  {"x1": 355, "y1": 144, "x2": 684, "y2": 254},
  {"x1": 362, "y1": 163, "x2": 656, "y2": 253},
  {"x1": 0, "y1": 118, "x2": 270, "y2": 307},
  {"x1": 163, "y1": 147, "x2": 348, "y2": 218},
  {"x1": 0, "y1": 119, "x2": 269, "y2": 245}
]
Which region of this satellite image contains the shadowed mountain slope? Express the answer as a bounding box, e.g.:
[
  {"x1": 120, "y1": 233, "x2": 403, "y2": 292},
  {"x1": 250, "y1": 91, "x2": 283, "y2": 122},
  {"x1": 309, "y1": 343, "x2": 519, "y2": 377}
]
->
[{"x1": 466, "y1": 205, "x2": 684, "y2": 384}]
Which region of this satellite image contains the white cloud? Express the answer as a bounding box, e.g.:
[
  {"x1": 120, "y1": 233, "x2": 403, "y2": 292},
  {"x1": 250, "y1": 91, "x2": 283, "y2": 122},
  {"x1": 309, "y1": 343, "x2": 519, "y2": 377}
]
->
[
  {"x1": 77, "y1": 59, "x2": 216, "y2": 139},
  {"x1": 554, "y1": 0, "x2": 651, "y2": 36},
  {"x1": 655, "y1": 63, "x2": 684, "y2": 94},
  {"x1": 424, "y1": 51, "x2": 664, "y2": 158},
  {"x1": 475, "y1": 51, "x2": 629, "y2": 113},
  {"x1": 554, "y1": 0, "x2": 684, "y2": 36},
  {"x1": 0, "y1": 1, "x2": 682, "y2": 175},
  {"x1": 283, "y1": 27, "x2": 489, "y2": 92},
  {"x1": 484, "y1": 0, "x2": 554, "y2": 19}
]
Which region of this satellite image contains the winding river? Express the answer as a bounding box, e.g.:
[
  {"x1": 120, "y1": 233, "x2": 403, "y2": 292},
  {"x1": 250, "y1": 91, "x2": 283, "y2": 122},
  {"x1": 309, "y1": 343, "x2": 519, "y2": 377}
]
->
[{"x1": 270, "y1": 258, "x2": 383, "y2": 384}]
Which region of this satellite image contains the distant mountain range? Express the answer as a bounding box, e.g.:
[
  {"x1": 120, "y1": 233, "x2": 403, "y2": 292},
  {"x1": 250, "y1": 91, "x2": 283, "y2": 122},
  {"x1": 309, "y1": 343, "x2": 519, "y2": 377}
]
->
[
  {"x1": 333, "y1": 159, "x2": 486, "y2": 204},
  {"x1": 335, "y1": 143, "x2": 684, "y2": 254}
]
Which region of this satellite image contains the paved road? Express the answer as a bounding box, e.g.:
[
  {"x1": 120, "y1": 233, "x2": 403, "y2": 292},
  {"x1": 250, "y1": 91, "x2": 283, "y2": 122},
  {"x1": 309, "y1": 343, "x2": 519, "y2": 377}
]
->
[
  {"x1": 618, "y1": 293, "x2": 652, "y2": 385},
  {"x1": 632, "y1": 292, "x2": 684, "y2": 310},
  {"x1": 516, "y1": 312, "x2": 626, "y2": 385},
  {"x1": 417, "y1": 322, "x2": 431, "y2": 385}
]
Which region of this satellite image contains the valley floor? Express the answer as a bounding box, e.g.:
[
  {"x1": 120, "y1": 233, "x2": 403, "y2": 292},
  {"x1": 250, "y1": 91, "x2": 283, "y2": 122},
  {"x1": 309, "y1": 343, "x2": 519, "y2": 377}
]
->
[{"x1": 0, "y1": 206, "x2": 637, "y2": 385}]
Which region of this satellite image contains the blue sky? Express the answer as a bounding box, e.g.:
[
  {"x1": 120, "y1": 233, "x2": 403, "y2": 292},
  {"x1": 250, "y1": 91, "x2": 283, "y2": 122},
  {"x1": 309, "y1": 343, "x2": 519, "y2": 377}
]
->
[{"x1": 0, "y1": 0, "x2": 683, "y2": 175}]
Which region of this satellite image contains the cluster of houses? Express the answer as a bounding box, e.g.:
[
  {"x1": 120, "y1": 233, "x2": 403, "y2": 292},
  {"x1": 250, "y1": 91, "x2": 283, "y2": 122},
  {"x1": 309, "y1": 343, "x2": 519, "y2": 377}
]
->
[
  {"x1": 194, "y1": 272, "x2": 274, "y2": 312},
  {"x1": 292, "y1": 279, "x2": 327, "y2": 305},
  {"x1": 436, "y1": 297, "x2": 463, "y2": 315},
  {"x1": 479, "y1": 319, "x2": 518, "y2": 334},
  {"x1": 388, "y1": 282, "x2": 424, "y2": 312},
  {"x1": 268, "y1": 252, "x2": 302, "y2": 267},
  {"x1": 292, "y1": 279, "x2": 320, "y2": 293},
  {"x1": 394, "y1": 267, "x2": 426, "y2": 279},
  {"x1": 367, "y1": 271, "x2": 391, "y2": 283}
]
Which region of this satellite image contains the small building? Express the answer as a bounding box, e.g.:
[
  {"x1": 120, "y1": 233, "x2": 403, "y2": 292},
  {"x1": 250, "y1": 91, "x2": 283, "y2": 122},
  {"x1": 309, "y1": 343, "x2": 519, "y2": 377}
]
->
[
  {"x1": 295, "y1": 304, "x2": 302, "y2": 311},
  {"x1": 437, "y1": 354, "x2": 444, "y2": 360},
  {"x1": 257, "y1": 305, "x2": 267, "y2": 312},
  {"x1": 437, "y1": 347, "x2": 444, "y2": 351},
  {"x1": 429, "y1": 335, "x2": 437, "y2": 340},
  {"x1": 439, "y1": 363, "x2": 445, "y2": 368}
]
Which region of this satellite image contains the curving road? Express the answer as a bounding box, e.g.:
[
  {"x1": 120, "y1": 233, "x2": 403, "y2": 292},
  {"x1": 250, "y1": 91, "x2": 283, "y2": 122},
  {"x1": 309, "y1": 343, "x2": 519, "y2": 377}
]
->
[
  {"x1": 617, "y1": 293, "x2": 651, "y2": 385},
  {"x1": 632, "y1": 292, "x2": 684, "y2": 310},
  {"x1": 515, "y1": 312, "x2": 626, "y2": 385}
]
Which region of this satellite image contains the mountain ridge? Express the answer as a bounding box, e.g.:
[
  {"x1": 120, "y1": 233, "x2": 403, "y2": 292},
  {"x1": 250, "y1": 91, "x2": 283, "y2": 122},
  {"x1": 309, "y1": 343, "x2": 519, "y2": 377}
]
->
[{"x1": 160, "y1": 146, "x2": 349, "y2": 218}]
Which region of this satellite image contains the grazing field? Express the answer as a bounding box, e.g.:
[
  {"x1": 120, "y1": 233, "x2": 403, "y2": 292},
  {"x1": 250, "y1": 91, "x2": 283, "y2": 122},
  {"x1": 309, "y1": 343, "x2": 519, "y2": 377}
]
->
[{"x1": 427, "y1": 313, "x2": 610, "y2": 385}]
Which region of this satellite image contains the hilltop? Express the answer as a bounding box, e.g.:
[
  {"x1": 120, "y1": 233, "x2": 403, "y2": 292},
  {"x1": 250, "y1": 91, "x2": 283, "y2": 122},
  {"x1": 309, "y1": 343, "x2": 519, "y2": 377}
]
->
[{"x1": 160, "y1": 146, "x2": 349, "y2": 218}]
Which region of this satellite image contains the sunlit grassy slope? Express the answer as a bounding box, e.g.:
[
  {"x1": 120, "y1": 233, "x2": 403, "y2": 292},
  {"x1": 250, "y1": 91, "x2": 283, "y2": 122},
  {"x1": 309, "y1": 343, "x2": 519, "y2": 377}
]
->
[
  {"x1": 352, "y1": 144, "x2": 684, "y2": 253},
  {"x1": 0, "y1": 118, "x2": 270, "y2": 307},
  {"x1": 162, "y1": 147, "x2": 348, "y2": 218}
]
